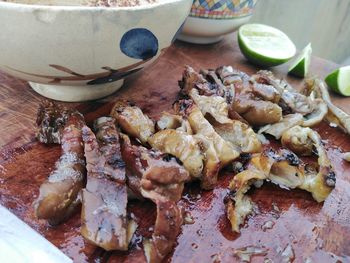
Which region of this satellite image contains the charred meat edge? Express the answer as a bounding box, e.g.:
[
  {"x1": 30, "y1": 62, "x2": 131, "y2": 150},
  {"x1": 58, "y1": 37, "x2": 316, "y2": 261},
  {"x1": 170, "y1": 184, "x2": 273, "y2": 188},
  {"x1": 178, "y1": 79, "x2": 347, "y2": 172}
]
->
[
  {"x1": 148, "y1": 129, "x2": 204, "y2": 180},
  {"x1": 178, "y1": 67, "x2": 262, "y2": 153},
  {"x1": 175, "y1": 99, "x2": 240, "y2": 189},
  {"x1": 226, "y1": 145, "x2": 335, "y2": 232},
  {"x1": 120, "y1": 133, "x2": 189, "y2": 263},
  {"x1": 34, "y1": 102, "x2": 86, "y2": 225},
  {"x1": 110, "y1": 100, "x2": 155, "y2": 144},
  {"x1": 81, "y1": 117, "x2": 136, "y2": 251}
]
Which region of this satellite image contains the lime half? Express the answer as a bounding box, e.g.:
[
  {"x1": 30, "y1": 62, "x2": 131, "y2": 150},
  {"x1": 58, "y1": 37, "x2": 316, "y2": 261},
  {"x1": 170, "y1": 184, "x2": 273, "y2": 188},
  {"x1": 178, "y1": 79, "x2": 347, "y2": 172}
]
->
[
  {"x1": 288, "y1": 43, "x2": 312, "y2": 77},
  {"x1": 238, "y1": 23, "x2": 296, "y2": 67},
  {"x1": 325, "y1": 66, "x2": 350, "y2": 96}
]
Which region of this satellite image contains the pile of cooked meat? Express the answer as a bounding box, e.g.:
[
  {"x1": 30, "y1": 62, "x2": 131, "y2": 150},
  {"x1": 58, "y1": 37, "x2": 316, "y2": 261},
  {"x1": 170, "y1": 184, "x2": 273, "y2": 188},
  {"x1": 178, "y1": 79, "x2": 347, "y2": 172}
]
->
[{"x1": 33, "y1": 65, "x2": 350, "y2": 262}]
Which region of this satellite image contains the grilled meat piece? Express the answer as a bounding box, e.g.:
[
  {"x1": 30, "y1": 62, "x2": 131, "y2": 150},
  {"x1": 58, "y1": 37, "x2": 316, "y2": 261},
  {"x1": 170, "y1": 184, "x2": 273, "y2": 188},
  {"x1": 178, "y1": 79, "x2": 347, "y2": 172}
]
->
[
  {"x1": 215, "y1": 67, "x2": 283, "y2": 126},
  {"x1": 301, "y1": 98, "x2": 328, "y2": 127},
  {"x1": 252, "y1": 70, "x2": 314, "y2": 115},
  {"x1": 184, "y1": 78, "x2": 261, "y2": 151},
  {"x1": 281, "y1": 126, "x2": 314, "y2": 156},
  {"x1": 216, "y1": 65, "x2": 250, "y2": 91},
  {"x1": 149, "y1": 129, "x2": 204, "y2": 180},
  {"x1": 251, "y1": 82, "x2": 281, "y2": 103},
  {"x1": 143, "y1": 200, "x2": 183, "y2": 263},
  {"x1": 113, "y1": 97, "x2": 237, "y2": 189},
  {"x1": 258, "y1": 105, "x2": 328, "y2": 139},
  {"x1": 184, "y1": 66, "x2": 327, "y2": 128},
  {"x1": 189, "y1": 88, "x2": 232, "y2": 124},
  {"x1": 89, "y1": 117, "x2": 126, "y2": 182},
  {"x1": 200, "y1": 68, "x2": 236, "y2": 103},
  {"x1": 308, "y1": 79, "x2": 350, "y2": 134},
  {"x1": 156, "y1": 112, "x2": 193, "y2": 134},
  {"x1": 210, "y1": 118, "x2": 262, "y2": 153},
  {"x1": 226, "y1": 147, "x2": 335, "y2": 232},
  {"x1": 217, "y1": 67, "x2": 281, "y2": 103},
  {"x1": 227, "y1": 69, "x2": 324, "y2": 126},
  {"x1": 111, "y1": 100, "x2": 155, "y2": 144},
  {"x1": 176, "y1": 99, "x2": 239, "y2": 189},
  {"x1": 280, "y1": 90, "x2": 314, "y2": 115},
  {"x1": 226, "y1": 151, "x2": 273, "y2": 232},
  {"x1": 281, "y1": 126, "x2": 336, "y2": 202},
  {"x1": 36, "y1": 101, "x2": 73, "y2": 144},
  {"x1": 180, "y1": 66, "x2": 283, "y2": 126},
  {"x1": 81, "y1": 117, "x2": 136, "y2": 251},
  {"x1": 254, "y1": 72, "x2": 328, "y2": 127},
  {"x1": 120, "y1": 134, "x2": 189, "y2": 263},
  {"x1": 121, "y1": 134, "x2": 190, "y2": 202},
  {"x1": 34, "y1": 103, "x2": 86, "y2": 225},
  {"x1": 226, "y1": 174, "x2": 266, "y2": 233},
  {"x1": 180, "y1": 65, "x2": 234, "y2": 103},
  {"x1": 267, "y1": 149, "x2": 305, "y2": 189},
  {"x1": 141, "y1": 156, "x2": 190, "y2": 202},
  {"x1": 179, "y1": 65, "x2": 209, "y2": 96},
  {"x1": 232, "y1": 93, "x2": 283, "y2": 126},
  {"x1": 258, "y1": 113, "x2": 304, "y2": 140}
]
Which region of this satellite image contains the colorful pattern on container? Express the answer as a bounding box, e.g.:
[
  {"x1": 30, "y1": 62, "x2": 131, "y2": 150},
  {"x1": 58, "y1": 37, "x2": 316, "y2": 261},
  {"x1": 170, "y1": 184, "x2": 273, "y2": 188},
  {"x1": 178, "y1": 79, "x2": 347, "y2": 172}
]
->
[{"x1": 190, "y1": 0, "x2": 257, "y2": 19}]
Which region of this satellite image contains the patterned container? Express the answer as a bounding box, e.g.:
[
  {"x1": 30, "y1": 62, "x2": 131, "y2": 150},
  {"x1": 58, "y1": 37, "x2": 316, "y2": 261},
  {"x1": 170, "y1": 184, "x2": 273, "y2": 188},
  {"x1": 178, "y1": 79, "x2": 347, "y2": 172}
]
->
[
  {"x1": 190, "y1": 0, "x2": 256, "y2": 19},
  {"x1": 178, "y1": 0, "x2": 258, "y2": 44}
]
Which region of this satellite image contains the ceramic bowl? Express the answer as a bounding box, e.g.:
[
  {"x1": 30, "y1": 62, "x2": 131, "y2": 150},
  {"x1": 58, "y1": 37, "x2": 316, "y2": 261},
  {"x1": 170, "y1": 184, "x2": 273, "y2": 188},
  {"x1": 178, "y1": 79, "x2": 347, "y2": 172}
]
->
[
  {"x1": 177, "y1": 0, "x2": 258, "y2": 44},
  {"x1": 0, "y1": 0, "x2": 192, "y2": 102}
]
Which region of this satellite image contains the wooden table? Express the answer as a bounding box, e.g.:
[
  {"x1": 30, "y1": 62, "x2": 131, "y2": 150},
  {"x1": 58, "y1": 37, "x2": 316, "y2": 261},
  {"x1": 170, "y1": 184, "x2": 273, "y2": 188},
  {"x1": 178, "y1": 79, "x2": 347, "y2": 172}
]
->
[{"x1": 1, "y1": 33, "x2": 350, "y2": 262}]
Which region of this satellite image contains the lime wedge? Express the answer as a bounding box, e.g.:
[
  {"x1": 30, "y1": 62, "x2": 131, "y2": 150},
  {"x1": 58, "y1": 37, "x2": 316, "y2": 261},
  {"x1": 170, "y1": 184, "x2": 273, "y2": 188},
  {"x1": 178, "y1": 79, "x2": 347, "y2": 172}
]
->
[
  {"x1": 288, "y1": 43, "x2": 312, "y2": 77},
  {"x1": 325, "y1": 66, "x2": 350, "y2": 96},
  {"x1": 238, "y1": 23, "x2": 296, "y2": 67}
]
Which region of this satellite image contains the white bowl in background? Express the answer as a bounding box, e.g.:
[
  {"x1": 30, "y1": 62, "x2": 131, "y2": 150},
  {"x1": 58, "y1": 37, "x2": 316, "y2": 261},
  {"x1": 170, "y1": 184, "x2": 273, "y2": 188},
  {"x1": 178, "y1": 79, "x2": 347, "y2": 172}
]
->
[
  {"x1": 0, "y1": 0, "x2": 192, "y2": 101},
  {"x1": 178, "y1": 0, "x2": 258, "y2": 44}
]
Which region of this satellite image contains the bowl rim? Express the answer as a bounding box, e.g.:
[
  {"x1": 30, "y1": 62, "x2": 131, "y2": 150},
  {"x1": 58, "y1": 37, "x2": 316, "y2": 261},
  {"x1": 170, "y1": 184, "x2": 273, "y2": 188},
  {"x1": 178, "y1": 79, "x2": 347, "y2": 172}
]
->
[{"x1": 0, "y1": 0, "x2": 189, "y2": 11}]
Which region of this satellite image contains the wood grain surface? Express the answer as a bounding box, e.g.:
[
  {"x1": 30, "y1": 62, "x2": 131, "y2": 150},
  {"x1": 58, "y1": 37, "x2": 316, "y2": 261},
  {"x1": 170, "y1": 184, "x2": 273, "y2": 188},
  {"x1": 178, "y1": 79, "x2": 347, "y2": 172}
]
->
[{"x1": 1, "y1": 33, "x2": 350, "y2": 263}]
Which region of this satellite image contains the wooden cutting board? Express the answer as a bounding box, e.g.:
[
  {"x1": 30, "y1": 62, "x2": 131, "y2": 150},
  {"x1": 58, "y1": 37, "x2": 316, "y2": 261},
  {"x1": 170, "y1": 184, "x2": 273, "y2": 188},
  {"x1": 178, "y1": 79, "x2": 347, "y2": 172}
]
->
[{"x1": 1, "y1": 33, "x2": 350, "y2": 263}]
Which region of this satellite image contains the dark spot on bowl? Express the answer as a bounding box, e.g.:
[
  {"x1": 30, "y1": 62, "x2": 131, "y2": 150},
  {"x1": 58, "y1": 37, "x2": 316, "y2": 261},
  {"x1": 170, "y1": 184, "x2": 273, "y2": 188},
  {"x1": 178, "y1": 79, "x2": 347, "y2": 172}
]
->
[{"x1": 120, "y1": 28, "x2": 158, "y2": 60}]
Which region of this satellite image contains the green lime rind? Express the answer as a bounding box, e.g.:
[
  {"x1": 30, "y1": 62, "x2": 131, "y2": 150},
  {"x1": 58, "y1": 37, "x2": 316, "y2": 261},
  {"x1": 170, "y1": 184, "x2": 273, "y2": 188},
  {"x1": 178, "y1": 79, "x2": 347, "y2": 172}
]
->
[
  {"x1": 238, "y1": 35, "x2": 290, "y2": 67},
  {"x1": 288, "y1": 59, "x2": 306, "y2": 77},
  {"x1": 325, "y1": 66, "x2": 350, "y2": 96},
  {"x1": 238, "y1": 24, "x2": 296, "y2": 67},
  {"x1": 325, "y1": 70, "x2": 341, "y2": 94},
  {"x1": 288, "y1": 43, "x2": 312, "y2": 78}
]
